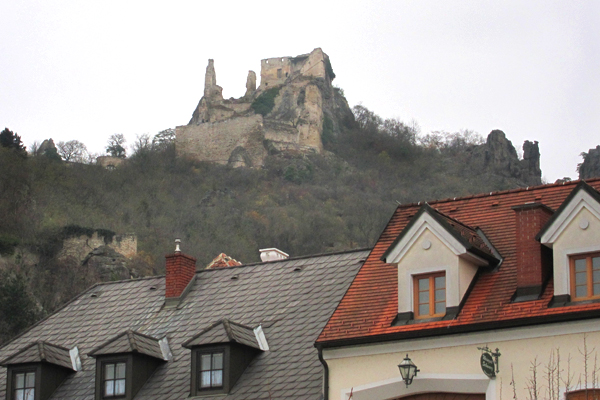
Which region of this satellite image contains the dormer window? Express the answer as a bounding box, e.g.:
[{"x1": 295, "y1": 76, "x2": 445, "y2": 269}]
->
[
  {"x1": 538, "y1": 182, "x2": 600, "y2": 305},
  {"x1": 198, "y1": 350, "x2": 224, "y2": 389},
  {"x1": 183, "y1": 319, "x2": 268, "y2": 396},
  {"x1": 89, "y1": 330, "x2": 171, "y2": 400},
  {"x1": 414, "y1": 272, "x2": 446, "y2": 319},
  {"x1": 570, "y1": 252, "x2": 600, "y2": 301},
  {"x1": 381, "y1": 204, "x2": 500, "y2": 324},
  {"x1": 102, "y1": 360, "x2": 126, "y2": 398},
  {"x1": 1, "y1": 341, "x2": 79, "y2": 400},
  {"x1": 12, "y1": 369, "x2": 35, "y2": 400}
]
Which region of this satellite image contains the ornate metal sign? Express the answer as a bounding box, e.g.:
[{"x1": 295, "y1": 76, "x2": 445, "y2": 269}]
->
[
  {"x1": 480, "y1": 352, "x2": 495, "y2": 378},
  {"x1": 478, "y1": 346, "x2": 501, "y2": 379}
]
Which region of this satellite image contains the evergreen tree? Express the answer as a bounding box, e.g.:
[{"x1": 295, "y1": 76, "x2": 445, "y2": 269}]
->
[
  {"x1": 0, "y1": 271, "x2": 39, "y2": 343},
  {"x1": 0, "y1": 128, "x2": 27, "y2": 157}
]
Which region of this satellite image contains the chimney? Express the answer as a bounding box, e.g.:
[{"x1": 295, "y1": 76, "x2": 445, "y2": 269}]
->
[
  {"x1": 259, "y1": 248, "x2": 289, "y2": 262},
  {"x1": 512, "y1": 203, "x2": 554, "y2": 301},
  {"x1": 165, "y1": 239, "x2": 197, "y2": 299}
]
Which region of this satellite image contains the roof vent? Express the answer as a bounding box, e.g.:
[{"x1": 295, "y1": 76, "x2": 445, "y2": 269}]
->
[{"x1": 259, "y1": 248, "x2": 289, "y2": 262}]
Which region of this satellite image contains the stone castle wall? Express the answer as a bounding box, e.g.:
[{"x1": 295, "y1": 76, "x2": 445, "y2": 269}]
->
[
  {"x1": 177, "y1": 115, "x2": 266, "y2": 167},
  {"x1": 176, "y1": 48, "x2": 349, "y2": 167},
  {"x1": 60, "y1": 232, "x2": 137, "y2": 261}
]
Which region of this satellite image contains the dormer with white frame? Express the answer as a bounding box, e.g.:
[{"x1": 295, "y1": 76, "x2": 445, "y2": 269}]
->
[
  {"x1": 538, "y1": 182, "x2": 600, "y2": 305},
  {"x1": 382, "y1": 204, "x2": 500, "y2": 324}
]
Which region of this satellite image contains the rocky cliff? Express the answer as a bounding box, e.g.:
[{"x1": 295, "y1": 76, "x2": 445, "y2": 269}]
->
[
  {"x1": 579, "y1": 145, "x2": 600, "y2": 180},
  {"x1": 176, "y1": 48, "x2": 354, "y2": 167},
  {"x1": 470, "y1": 130, "x2": 542, "y2": 186}
]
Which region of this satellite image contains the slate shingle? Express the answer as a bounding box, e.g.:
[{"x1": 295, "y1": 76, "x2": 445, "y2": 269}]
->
[{"x1": 0, "y1": 249, "x2": 368, "y2": 400}]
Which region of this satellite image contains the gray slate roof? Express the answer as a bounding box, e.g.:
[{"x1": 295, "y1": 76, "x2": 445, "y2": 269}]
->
[
  {"x1": 89, "y1": 330, "x2": 165, "y2": 360},
  {"x1": 0, "y1": 341, "x2": 73, "y2": 371},
  {"x1": 183, "y1": 319, "x2": 260, "y2": 350},
  {"x1": 0, "y1": 249, "x2": 368, "y2": 400}
]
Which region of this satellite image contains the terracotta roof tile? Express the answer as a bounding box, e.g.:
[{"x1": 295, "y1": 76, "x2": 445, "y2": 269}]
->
[
  {"x1": 318, "y1": 178, "x2": 600, "y2": 345},
  {"x1": 206, "y1": 253, "x2": 242, "y2": 269}
]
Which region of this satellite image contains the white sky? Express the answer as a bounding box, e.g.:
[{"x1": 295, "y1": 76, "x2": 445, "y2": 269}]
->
[{"x1": 1, "y1": 1, "x2": 598, "y2": 182}]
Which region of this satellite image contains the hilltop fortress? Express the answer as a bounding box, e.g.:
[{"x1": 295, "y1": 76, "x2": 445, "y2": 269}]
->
[{"x1": 176, "y1": 48, "x2": 353, "y2": 167}]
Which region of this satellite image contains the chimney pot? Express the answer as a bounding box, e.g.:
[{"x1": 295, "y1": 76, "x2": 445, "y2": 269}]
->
[{"x1": 259, "y1": 248, "x2": 289, "y2": 262}]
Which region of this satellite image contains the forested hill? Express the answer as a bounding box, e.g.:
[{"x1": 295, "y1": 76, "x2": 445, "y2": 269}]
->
[{"x1": 0, "y1": 105, "x2": 541, "y2": 342}]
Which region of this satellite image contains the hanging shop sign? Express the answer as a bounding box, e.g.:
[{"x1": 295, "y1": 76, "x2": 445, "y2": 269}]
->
[{"x1": 477, "y1": 346, "x2": 501, "y2": 379}]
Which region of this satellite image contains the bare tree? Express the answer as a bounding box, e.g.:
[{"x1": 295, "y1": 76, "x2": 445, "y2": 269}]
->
[
  {"x1": 106, "y1": 134, "x2": 126, "y2": 158},
  {"x1": 57, "y1": 140, "x2": 89, "y2": 162},
  {"x1": 131, "y1": 133, "x2": 152, "y2": 156},
  {"x1": 152, "y1": 128, "x2": 175, "y2": 150}
]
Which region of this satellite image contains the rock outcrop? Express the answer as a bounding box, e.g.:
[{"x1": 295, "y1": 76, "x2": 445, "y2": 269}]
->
[
  {"x1": 82, "y1": 245, "x2": 131, "y2": 281},
  {"x1": 176, "y1": 48, "x2": 353, "y2": 167},
  {"x1": 38, "y1": 139, "x2": 57, "y2": 155},
  {"x1": 579, "y1": 145, "x2": 600, "y2": 180},
  {"x1": 470, "y1": 130, "x2": 542, "y2": 186}
]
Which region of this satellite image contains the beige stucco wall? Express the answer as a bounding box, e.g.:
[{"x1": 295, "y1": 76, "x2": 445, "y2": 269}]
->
[
  {"x1": 551, "y1": 207, "x2": 600, "y2": 296},
  {"x1": 324, "y1": 321, "x2": 600, "y2": 400},
  {"x1": 397, "y1": 228, "x2": 478, "y2": 314}
]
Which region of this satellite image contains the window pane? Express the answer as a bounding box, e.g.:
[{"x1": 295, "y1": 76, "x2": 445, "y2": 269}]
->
[
  {"x1": 201, "y1": 354, "x2": 211, "y2": 371},
  {"x1": 115, "y1": 379, "x2": 126, "y2": 395},
  {"x1": 115, "y1": 363, "x2": 126, "y2": 379},
  {"x1": 593, "y1": 257, "x2": 600, "y2": 270},
  {"x1": 15, "y1": 389, "x2": 24, "y2": 400},
  {"x1": 418, "y1": 278, "x2": 429, "y2": 291},
  {"x1": 212, "y1": 370, "x2": 223, "y2": 386},
  {"x1": 25, "y1": 373, "x2": 35, "y2": 388},
  {"x1": 15, "y1": 373, "x2": 25, "y2": 389},
  {"x1": 435, "y1": 276, "x2": 445, "y2": 289},
  {"x1": 201, "y1": 371, "x2": 211, "y2": 388},
  {"x1": 213, "y1": 353, "x2": 223, "y2": 370},
  {"x1": 419, "y1": 304, "x2": 429, "y2": 316},
  {"x1": 435, "y1": 289, "x2": 445, "y2": 302},
  {"x1": 575, "y1": 259, "x2": 586, "y2": 272},
  {"x1": 105, "y1": 380, "x2": 114, "y2": 396},
  {"x1": 577, "y1": 285, "x2": 587, "y2": 298},
  {"x1": 105, "y1": 364, "x2": 115, "y2": 380},
  {"x1": 24, "y1": 389, "x2": 34, "y2": 400},
  {"x1": 576, "y1": 271, "x2": 587, "y2": 285},
  {"x1": 435, "y1": 301, "x2": 446, "y2": 314},
  {"x1": 594, "y1": 283, "x2": 600, "y2": 296},
  {"x1": 419, "y1": 291, "x2": 429, "y2": 304}
]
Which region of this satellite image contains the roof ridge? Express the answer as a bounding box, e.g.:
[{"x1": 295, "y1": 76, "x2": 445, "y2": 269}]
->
[
  {"x1": 429, "y1": 205, "x2": 476, "y2": 231},
  {"x1": 199, "y1": 247, "x2": 371, "y2": 271},
  {"x1": 395, "y1": 178, "x2": 600, "y2": 210}
]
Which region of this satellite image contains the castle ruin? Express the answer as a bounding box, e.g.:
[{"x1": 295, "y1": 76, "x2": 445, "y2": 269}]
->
[{"x1": 175, "y1": 48, "x2": 353, "y2": 167}]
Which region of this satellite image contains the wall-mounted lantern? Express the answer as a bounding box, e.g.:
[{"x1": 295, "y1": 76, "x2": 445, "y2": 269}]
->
[{"x1": 398, "y1": 354, "x2": 419, "y2": 387}]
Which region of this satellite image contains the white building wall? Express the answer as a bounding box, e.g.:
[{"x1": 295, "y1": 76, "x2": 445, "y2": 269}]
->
[{"x1": 324, "y1": 319, "x2": 600, "y2": 400}]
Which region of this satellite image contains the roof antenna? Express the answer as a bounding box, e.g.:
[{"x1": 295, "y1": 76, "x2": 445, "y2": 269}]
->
[{"x1": 175, "y1": 239, "x2": 181, "y2": 253}]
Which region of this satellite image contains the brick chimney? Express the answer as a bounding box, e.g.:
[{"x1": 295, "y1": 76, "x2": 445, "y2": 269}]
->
[
  {"x1": 512, "y1": 203, "x2": 554, "y2": 301},
  {"x1": 165, "y1": 239, "x2": 197, "y2": 299}
]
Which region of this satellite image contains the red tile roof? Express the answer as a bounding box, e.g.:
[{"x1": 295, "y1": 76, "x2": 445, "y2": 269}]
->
[
  {"x1": 317, "y1": 178, "x2": 600, "y2": 345},
  {"x1": 206, "y1": 253, "x2": 242, "y2": 269}
]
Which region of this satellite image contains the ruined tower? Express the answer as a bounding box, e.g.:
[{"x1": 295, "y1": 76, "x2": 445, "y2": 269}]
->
[{"x1": 176, "y1": 48, "x2": 353, "y2": 168}]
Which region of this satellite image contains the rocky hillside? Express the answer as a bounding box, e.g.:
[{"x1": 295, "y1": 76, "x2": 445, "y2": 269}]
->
[{"x1": 0, "y1": 101, "x2": 545, "y2": 345}]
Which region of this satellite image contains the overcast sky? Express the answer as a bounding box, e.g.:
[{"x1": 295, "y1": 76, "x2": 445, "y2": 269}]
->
[{"x1": 1, "y1": 1, "x2": 598, "y2": 182}]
